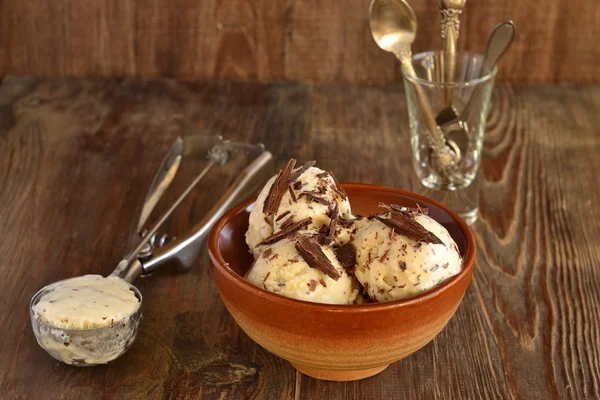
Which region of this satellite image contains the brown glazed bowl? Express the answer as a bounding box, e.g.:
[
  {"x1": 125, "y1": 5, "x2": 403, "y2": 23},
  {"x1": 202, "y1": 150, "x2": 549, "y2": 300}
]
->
[{"x1": 208, "y1": 184, "x2": 476, "y2": 381}]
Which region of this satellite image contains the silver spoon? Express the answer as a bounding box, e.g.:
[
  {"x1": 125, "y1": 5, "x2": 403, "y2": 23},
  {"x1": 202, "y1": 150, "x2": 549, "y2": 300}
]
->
[
  {"x1": 439, "y1": 21, "x2": 516, "y2": 154},
  {"x1": 370, "y1": 0, "x2": 459, "y2": 182},
  {"x1": 437, "y1": 0, "x2": 466, "y2": 116}
]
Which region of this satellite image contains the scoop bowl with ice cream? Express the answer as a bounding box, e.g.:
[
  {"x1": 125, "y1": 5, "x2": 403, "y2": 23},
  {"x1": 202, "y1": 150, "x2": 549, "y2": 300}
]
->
[{"x1": 209, "y1": 181, "x2": 476, "y2": 381}]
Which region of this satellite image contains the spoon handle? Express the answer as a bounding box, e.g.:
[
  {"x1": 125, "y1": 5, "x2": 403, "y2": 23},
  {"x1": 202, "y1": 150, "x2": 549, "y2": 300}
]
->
[
  {"x1": 439, "y1": 0, "x2": 465, "y2": 105},
  {"x1": 399, "y1": 53, "x2": 446, "y2": 150}
]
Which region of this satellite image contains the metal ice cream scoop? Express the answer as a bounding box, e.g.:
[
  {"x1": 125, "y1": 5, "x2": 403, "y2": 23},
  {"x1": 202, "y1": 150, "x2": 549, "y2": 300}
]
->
[{"x1": 30, "y1": 136, "x2": 273, "y2": 366}]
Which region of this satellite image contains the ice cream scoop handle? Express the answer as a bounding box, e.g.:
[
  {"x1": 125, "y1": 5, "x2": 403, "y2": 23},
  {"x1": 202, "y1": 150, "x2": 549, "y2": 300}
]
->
[{"x1": 141, "y1": 151, "x2": 273, "y2": 275}]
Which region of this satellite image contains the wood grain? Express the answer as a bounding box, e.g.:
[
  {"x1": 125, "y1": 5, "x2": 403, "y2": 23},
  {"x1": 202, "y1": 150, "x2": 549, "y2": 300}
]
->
[
  {"x1": 0, "y1": 76, "x2": 599, "y2": 399},
  {"x1": 0, "y1": 0, "x2": 598, "y2": 83}
]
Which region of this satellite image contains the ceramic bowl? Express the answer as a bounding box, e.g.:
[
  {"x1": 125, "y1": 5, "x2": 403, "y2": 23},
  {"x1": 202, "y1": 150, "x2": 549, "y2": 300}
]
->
[{"x1": 208, "y1": 184, "x2": 476, "y2": 381}]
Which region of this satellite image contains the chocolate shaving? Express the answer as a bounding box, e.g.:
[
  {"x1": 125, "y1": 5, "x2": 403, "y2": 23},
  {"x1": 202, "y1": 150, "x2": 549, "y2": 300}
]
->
[
  {"x1": 258, "y1": 217, "x2": 312, "y2": 246},
  {"x1": 329, "y1": 171, "x2": 347, "y2": 200},
  {"x1": 316, "y1": 171, "x2": 329, "y2": 178},
  {"x1": 379, "y1": 249, "x2": 390, "y2": 262},
  {"x1": 326, "y1": 204, "x2": 336, "y2": 218},
  {"x1": 398, "y1": 261, "x2": 407, "y2": 271},
  {"x1": 319, "y1": 279, "x2": 327, "y2": 287},
  {"x1": 262, "y1": 248, "x2": 273, "y2": 259},
  {"x1": 374, "y1": 207, "x2": 443, "y2": 245},
  {"x1": 280, "y1": 215, "x2": 295, "y2": 229},
  {"x1": 264, "y1": 216, "x2": 272, "y2": 226},
  {"x1": 334, "y1": 243, "x2": 356, "y2": 270},
  {"x1": 287, "y1": 185, "x2": 297, "y2": 203},
  {"x1": 288, "y1": 161, "x2": 316, "y2": 183},
  {"x1": 295, "y1": 236, "x2": 341, "y2": 280},
  {"x1": 308, "y1": 279, "x2": 317, "y2": 291},
  {"x1": 276, "y1": 211, "x2": 291, "y2": 222},
  {"x1": 299, "y1": 193, "x2": 330, "y2": 206},
  {"x1": 263, "y1": 272, "x2": 271, "y2": 282},
  {"x1": 328, "y1": 203, "x2": 339, "y2": 239},
  {"x1": 264, "y1": 159, "x2": 296, "y2": 215},
  {"x1": 293, "y1": 181, "x2": 302, "y2": 190},
  {"x1": 363, "y1": 282, "x2": 370, "y2": 295}
]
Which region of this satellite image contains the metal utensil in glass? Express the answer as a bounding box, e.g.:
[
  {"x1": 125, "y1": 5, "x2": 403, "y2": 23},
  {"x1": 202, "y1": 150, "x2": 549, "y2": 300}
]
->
[
  {"x1": 439, "y1": 21, "x2": 515, "y2": 153},
  {"x1": 369, "y1": 0, "x2": 460, "y2": 181},
  {"x1": 404, "y1": 51, "x2": 497, "y2": 223},
  {"x1": 437, "y1": 0, "x2": 466, "y2": 108}
]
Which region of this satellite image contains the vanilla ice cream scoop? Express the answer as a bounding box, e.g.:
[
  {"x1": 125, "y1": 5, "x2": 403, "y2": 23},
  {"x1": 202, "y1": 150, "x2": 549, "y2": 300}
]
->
[
  {"x1": 33, "y1": 275, "x2": 140, "y2": 329},
  {"x1": 353, "y1": 207, "x2": 462, "y2": 302},
  {"x1": 30, "y1": 275, "x2": 142, "y2": 366},
  {"x1": 246, "y1": 236, "x2": 360, "y2": 304},
  {"x1": 246, "y1": 161, "x2": 353, "y2": 257}
]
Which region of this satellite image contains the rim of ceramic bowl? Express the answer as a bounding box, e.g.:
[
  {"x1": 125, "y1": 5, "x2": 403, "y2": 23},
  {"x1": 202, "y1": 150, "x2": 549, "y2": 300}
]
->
[{"x1": 208, "y1": 183, "x2": 476, "y2": 312}]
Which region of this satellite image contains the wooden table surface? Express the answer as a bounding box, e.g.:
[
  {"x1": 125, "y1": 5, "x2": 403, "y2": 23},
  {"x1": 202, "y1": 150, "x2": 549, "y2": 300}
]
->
[{"x1": 0, "y1": 76, "x2": 598, "y2": 399}]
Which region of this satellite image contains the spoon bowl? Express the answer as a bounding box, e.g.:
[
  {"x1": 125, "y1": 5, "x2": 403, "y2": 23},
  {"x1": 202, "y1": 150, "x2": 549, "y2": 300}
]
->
[{"x1": 370, "y1": 0, "x2": 417, "y2": 54}]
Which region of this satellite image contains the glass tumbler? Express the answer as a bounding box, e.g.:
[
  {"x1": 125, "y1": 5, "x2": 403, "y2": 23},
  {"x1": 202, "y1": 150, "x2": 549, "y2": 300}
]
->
[{"x1": 402, "y1": 51, "x2": 497, "y2": 224}]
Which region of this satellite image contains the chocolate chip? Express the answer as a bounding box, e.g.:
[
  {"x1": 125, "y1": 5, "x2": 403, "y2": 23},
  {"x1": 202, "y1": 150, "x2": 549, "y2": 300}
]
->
[
  {"x1": 398, "y1": 261, "x2": 407, "y2": 271},
  {"x1": 334, "y1": 243, "x2": 356, "y2": 270}
]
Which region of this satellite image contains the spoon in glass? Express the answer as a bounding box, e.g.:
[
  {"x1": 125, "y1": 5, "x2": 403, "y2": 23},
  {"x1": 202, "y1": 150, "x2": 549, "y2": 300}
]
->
[
  {"x1": 437, "y1": 21, "x2": 516, "y2": 155},
  {"x1": 370, "y1": 0, "x2": 460, "y2": 182},
  {"x1": 435, "y1": 0, "x2": 467, "y2": 126}
]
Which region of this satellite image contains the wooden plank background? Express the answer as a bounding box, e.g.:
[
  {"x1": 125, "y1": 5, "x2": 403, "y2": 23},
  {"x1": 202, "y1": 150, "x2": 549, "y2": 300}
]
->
[{"x1": 0, "y1": 0, "x2": 598, "y2": 83}]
